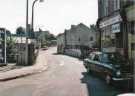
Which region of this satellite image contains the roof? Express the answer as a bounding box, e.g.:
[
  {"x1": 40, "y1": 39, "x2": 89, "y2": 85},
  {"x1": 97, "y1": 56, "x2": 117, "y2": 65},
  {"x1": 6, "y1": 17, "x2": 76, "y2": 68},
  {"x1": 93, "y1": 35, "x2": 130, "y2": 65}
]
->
[{"x1": 57, "y1": 33, "x2": 64, "y2": 37}]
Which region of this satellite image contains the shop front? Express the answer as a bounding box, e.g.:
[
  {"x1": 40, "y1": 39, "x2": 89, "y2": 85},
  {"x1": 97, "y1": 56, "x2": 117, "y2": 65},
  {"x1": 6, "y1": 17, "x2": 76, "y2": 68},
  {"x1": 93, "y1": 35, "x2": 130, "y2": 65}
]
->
[{"x1": 99, "y1": 13, "x2": 125, "y2": 55}]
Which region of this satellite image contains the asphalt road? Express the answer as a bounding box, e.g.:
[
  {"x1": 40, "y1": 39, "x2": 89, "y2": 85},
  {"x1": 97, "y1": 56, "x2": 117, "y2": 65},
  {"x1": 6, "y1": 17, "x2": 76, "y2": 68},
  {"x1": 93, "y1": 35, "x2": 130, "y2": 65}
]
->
[{"x1": 0, "y1": 47, "x2": 124, "y2": 96}]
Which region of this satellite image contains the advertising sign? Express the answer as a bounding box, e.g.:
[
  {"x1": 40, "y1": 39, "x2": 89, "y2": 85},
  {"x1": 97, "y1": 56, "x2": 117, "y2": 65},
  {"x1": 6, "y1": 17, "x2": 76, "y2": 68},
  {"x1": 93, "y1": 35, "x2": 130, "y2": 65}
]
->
[
  {"x1": 112, "y1": 23, "x2": 120, "y2": 33},
  {"x1": 99, "y1": 15, "x2": 122, "y2": 28}
]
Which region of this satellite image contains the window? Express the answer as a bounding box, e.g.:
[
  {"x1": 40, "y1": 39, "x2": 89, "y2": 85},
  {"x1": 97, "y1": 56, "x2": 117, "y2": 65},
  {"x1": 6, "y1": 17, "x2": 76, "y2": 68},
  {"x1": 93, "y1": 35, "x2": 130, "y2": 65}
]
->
[
  {"x1": 131, "y1": 22, "x2": 135, "y2": 34},
  {"x1": 78, "y1": 38, "x2": 80, "y2": 42},
  {"x1": 89, "y1": 53, "x2": 94, "y2": 60},
  {"x1": 93, "y1": 54, "x2": 100, "y2": 61},
  {"x1": 90, "y1": 37, "x2": 93, "y2": 41},
  {"x1": 114, "y1": 0, "x2": 120, "y2": 11},
  {"x1": 131, "y1": 43, "x2": 135, "y2": 50},
  {"x1": 117, "y1": 0, "x2": 120, "y2": 9}
]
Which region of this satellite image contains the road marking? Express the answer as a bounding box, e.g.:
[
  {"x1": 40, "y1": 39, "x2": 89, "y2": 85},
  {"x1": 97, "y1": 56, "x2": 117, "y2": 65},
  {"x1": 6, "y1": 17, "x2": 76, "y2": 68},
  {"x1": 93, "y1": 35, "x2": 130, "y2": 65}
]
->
[{"x1": 59, "y1": 61, "x2": 64, "y2": 66}]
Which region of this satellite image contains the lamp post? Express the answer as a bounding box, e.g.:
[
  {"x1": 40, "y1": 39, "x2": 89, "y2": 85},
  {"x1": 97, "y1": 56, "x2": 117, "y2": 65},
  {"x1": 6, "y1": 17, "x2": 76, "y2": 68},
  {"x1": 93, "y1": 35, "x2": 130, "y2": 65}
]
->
[
  {"x1": 25, "y1": 0, "x2": 43, "y2": 65},
  {"x1": 31, "y1": 0, "x2": 44, "y2": 38}
]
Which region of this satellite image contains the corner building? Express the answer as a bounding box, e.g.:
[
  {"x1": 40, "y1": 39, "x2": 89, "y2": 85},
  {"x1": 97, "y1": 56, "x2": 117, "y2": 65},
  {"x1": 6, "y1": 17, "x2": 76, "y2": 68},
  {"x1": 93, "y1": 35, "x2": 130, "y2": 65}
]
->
[{"x1": 97, "y1": 0, "x2": 135, "y2": 60}]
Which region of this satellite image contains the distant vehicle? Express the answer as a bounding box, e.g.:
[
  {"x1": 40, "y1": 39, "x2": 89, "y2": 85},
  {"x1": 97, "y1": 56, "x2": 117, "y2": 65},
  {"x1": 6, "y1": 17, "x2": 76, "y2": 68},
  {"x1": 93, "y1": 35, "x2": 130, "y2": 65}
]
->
[
  {"x1": 83, "y1": 52, "x2": 132, "y2": 85},
  {"x1": 42, "y1": 46, "x2": 48, "y2": 50}
]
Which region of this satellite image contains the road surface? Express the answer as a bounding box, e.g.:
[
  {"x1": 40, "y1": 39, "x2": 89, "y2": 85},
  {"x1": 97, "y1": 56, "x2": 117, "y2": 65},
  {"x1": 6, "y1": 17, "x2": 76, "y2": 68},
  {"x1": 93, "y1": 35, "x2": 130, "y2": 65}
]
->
[{"x1": 0, "y1": 47, "x2": 123, "y2": 96}]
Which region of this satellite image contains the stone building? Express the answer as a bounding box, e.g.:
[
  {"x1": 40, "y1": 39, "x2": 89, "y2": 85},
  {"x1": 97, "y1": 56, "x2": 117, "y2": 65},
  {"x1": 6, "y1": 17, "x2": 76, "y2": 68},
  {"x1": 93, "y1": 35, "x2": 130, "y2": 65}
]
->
[
  {"x1": 97, "y1": 0, "x2": 135, "y2": 60},
  {"x1": 65, "y1": 23, "x2": 96, "y2": 49},
  {"x1": 57, "y1": 33, "x2": 65, "y2": 54},
  {"x1": 126, "y1": 4, "x2": 135, "y2": 61},
  {"x1": 57, "y1": 23, "x2": 97, "y2": 58}
]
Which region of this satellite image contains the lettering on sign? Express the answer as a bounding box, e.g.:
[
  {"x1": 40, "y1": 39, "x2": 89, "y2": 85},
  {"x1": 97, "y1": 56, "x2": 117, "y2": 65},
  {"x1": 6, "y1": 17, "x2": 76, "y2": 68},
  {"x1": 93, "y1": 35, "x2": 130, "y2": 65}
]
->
[{"x1": 99, "y1": 15, "x2": 122, "y2": 28}]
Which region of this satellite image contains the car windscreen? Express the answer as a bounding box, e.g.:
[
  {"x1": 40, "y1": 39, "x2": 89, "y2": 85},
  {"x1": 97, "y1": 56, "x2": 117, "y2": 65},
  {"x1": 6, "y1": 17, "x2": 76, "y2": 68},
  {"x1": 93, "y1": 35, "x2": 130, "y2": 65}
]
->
[{"x1": 100, "y1": 53, "x2": 126, "y2": 64}]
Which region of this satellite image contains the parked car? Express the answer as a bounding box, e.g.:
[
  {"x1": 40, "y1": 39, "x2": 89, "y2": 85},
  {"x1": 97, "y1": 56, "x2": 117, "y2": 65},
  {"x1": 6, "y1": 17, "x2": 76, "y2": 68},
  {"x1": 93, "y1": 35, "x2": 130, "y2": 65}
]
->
[
  {"x1": 83, "y1": 52, "x2": 132, "y2": 85},
  {"x1": 42, "y1": 46, "x2": 48, "y2": 50},
  {"x1": 117, "y1": 93, "x2": 135, "y2": 96}
]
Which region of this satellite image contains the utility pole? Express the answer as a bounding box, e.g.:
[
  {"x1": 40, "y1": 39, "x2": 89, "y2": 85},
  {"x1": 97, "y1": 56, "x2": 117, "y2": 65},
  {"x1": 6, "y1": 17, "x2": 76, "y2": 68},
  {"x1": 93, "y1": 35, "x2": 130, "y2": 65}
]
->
[
  {"x1": 25, "y1": 0, "x2": 29, "y2": 65},
  {"x1": 4, "y1": 28, "x2": 6, "y2": 64}
]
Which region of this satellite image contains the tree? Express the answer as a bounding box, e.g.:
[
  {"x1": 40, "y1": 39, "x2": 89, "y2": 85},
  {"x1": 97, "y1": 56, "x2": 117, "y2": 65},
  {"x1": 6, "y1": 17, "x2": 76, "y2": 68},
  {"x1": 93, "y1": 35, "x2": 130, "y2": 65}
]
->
[
  {"x1": 16, "y1": 26, "x2": 25, "y2": 36},
  {"x1": 6, "y1": 35, "x2": 16, "y2": 63},
  {"x1": 48, "y1": 34, "x2": 56, "y2": 40}
]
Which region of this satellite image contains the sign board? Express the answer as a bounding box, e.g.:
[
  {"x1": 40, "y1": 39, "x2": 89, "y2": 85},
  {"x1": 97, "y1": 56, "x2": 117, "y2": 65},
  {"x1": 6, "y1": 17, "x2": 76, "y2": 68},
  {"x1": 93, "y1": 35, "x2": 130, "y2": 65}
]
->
[
  {"x1": 112, "y1": 23, "x2": 120, "y2": 33},
  {"x1": 99, "y1": 15, "x2": 122, "y2": 28}
]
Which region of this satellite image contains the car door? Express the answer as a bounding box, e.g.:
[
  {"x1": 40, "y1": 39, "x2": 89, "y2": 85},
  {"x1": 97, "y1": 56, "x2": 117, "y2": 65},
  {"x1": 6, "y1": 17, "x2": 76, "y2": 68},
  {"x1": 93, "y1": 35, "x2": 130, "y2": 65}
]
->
[
  {"x1": 99, "y1": 53, "x2": 113, "y2": 78},
  {"x1": 92, "y1": 54, "x2": 102, "y2": 73},
  {"x1": 86, "y1": 53, "x2": 95, "y2": 71}
]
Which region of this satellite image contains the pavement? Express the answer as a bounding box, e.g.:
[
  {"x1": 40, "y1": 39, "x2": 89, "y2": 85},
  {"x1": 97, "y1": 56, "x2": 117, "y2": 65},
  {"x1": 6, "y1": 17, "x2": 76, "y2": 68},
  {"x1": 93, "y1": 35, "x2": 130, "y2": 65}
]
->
[{"x1": 0, "y1": 49, "x2": 48, "y2": 81}]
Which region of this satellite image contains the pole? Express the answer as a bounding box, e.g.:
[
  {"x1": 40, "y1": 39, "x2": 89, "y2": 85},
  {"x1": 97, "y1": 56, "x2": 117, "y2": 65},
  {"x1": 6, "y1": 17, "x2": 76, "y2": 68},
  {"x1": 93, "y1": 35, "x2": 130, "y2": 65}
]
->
[
  {"x1": 25, "y1": 0, "x2": 29, "y2": 65},
  {"x1": 4, "y1": 29, "x2": 6, "y2": 64},
  {"x1": 133, "y1": 52, "x2": 135, "y2": 92}
]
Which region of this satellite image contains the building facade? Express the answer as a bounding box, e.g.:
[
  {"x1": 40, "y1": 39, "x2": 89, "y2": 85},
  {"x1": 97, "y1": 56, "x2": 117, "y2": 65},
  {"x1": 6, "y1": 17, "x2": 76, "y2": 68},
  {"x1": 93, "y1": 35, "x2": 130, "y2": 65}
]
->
[
  {"x1": 57, "y1": 33, "x2": 65, "y2": 54},
  {"x1": 0, "y1": 28, "x2": 12, "y2": 64},
  {"x1": 126, "y1": 4, "x2": 135, "y2": 61},
  {"x1": 65, "y1": 23, "x2": 96, "y2": 49},
  {"x1": 97, "y1": 0, "x2": 135, "y2": 60},
  {"x1": 57, "y1": 23, "x2": 97, "y2": 58}
]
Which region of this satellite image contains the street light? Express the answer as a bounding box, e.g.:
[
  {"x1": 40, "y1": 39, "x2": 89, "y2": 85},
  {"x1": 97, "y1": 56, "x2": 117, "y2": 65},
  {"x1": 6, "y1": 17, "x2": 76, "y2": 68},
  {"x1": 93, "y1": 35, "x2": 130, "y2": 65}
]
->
[
  {"x1": 31, "y1": 0, "x2": 44, "y2": 38},
  {"x1": 25, "y1": 0, "x2": 43, "y2": 65}
]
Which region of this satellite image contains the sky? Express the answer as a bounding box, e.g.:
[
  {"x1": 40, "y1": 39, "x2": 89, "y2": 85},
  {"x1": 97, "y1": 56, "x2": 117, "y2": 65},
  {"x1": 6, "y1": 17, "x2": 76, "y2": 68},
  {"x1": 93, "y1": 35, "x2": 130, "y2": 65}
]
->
[{"x1": 0, "y1": 0, "x2": 98, "y2": 35}]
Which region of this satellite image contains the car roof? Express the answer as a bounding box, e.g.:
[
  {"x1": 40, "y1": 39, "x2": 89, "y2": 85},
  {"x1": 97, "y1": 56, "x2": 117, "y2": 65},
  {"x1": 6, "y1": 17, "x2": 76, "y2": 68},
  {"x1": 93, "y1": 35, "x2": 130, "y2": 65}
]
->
[{"x1": 91, "y1": 51, "x2": 102, "y2": 55}]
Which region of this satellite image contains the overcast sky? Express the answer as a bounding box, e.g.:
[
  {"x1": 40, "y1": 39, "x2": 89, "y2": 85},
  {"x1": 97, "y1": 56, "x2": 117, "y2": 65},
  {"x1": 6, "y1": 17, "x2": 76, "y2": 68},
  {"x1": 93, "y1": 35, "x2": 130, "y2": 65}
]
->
[{"x1": 0, "y1": 0, "x2": 98, "y2": 35}]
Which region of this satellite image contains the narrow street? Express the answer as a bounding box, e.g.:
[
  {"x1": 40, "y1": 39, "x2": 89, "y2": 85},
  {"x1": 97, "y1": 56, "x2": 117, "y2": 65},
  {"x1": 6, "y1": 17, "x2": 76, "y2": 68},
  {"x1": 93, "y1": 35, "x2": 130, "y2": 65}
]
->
[{"x1": 0, "y1": 47, "x2": 123, "y2": 96}]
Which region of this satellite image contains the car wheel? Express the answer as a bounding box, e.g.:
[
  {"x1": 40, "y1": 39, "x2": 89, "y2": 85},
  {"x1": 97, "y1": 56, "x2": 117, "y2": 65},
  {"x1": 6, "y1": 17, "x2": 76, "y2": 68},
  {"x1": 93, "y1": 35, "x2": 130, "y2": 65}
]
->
[{"x1": 105, "y1": 74, "x2": 112, "y2": 85}]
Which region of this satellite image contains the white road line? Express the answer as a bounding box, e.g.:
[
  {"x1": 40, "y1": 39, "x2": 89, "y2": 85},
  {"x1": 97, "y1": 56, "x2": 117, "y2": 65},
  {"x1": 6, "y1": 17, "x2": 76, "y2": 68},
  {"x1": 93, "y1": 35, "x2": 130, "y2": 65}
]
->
[{"x1": 59, "y1": 61, "x2": 64, "y2": 66}]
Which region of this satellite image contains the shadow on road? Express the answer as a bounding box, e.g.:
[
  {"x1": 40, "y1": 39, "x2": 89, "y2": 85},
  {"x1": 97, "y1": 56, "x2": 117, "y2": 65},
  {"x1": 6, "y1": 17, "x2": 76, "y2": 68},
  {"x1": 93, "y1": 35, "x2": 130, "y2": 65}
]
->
[
  {"x1": 53, "y1": 53, "x2": 59, "y2": 55},
  {"x1": 52, "y1": 53, "x2": 80, "y2": 59},
  {"x1": 80, "y1": 72, "x2": 124, "y2": 96}
]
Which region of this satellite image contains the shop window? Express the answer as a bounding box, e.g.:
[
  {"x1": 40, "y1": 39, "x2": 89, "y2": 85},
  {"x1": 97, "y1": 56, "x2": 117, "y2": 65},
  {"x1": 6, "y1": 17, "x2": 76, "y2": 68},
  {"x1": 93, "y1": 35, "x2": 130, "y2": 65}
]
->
[
  {"x1": 131, "y1": 43, "x2": 135, "y2": 50},
  {"x1": 112, "y1": 39, "x2": 115, "y2": 46},
  {"x1": 131, "y1": 22, "x2": 135, "y2": 34}
]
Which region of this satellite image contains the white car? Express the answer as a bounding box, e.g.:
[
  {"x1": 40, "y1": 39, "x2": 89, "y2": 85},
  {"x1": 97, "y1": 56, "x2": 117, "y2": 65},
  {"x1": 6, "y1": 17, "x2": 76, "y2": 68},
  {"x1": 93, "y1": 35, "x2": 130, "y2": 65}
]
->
[{"x1": 117, "y1": 93, "x2": 135, "y2": 96}]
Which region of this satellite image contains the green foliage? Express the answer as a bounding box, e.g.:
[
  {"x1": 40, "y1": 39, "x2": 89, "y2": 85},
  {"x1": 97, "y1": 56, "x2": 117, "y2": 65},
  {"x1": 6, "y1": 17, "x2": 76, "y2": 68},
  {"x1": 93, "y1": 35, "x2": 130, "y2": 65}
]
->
[
  {"x1": 38, "y1": 31, "x2": 56, "y2": 47},
  {"x1": 16, "y1": 26, "x2": 25, "y2": 36},
  {"x1": 6, "y1": 36, "x2": 16, "y2": 62}
]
